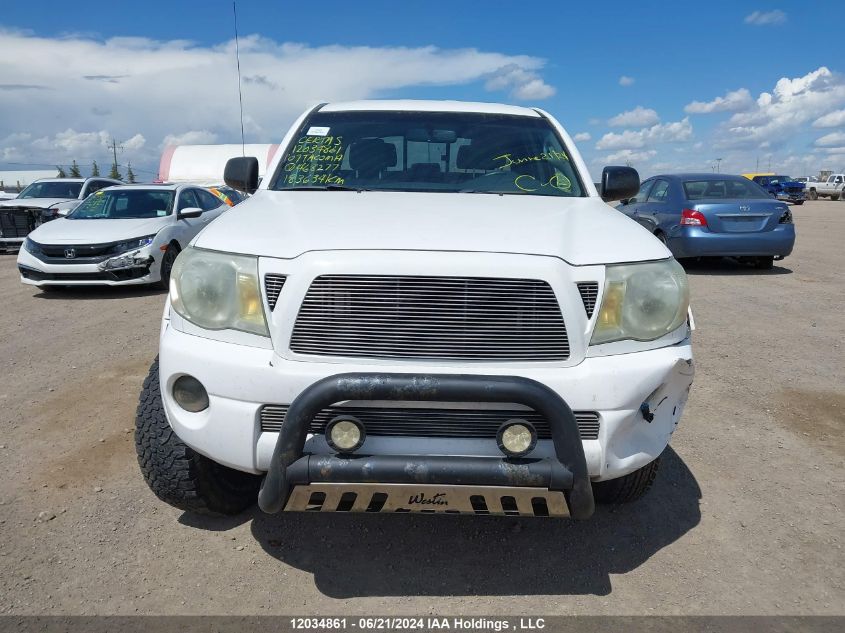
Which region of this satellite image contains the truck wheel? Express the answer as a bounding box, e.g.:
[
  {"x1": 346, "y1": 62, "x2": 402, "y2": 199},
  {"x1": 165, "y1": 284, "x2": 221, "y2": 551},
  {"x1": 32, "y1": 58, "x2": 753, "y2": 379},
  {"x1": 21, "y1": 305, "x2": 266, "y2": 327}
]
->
[
  {"x1": 592, "y1": 458, "x2": 660, "y2": 504},
  {"x1": 808, "y1": 189, "x2": 818, "y2": 200},
  {"x1": 832, "y1": 194, "x2": 840, "y2": 201},
  {"x1": 135, "y1": 358, "x2": 261, "y2": 515}
]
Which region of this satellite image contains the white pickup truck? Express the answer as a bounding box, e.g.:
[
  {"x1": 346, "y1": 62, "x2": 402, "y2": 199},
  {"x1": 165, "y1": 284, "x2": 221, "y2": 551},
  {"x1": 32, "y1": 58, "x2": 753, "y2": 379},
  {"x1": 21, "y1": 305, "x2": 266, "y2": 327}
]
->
[
  {"x1": 135, "y1": 99, "x2": 695, "y2": 520},
  {"x1": 806, "y1": 174, "x2": 845, "y2": 200}
]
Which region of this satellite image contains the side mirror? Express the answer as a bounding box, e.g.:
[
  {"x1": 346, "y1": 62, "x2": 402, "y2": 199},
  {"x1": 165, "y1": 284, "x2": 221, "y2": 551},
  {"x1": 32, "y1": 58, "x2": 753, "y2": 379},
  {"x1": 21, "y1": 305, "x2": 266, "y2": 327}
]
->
[
  {"x1": 224, "y1": 156, "x2": 259, "y2": 194},
  {"x1": 178, "y1": 207, "x2": 203, "y2": 219},
  {"x1": 600, "y1": 166, "x2": 640, "y2": 202}
]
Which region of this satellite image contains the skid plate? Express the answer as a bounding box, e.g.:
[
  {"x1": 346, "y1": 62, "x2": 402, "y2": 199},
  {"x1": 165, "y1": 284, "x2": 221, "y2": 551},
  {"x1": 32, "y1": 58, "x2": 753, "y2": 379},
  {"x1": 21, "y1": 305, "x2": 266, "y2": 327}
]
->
[{"x1": 284, "y1": 482, "x2": 570, "y2": 517}]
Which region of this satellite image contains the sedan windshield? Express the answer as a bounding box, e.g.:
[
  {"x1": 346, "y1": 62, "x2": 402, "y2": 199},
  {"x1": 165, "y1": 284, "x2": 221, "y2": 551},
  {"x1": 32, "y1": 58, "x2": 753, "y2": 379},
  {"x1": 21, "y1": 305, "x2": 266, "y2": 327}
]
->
[
  {"x1": 69, "y1": 190, "x2": 174, "y2": 219},
  {"x1": 18, "y1": 181, "x2": 83, "y2": 199},
  {"x1": 271, "y1": 110, "x2": 585, "y2": 197},
  {"x1": 683, "y1": 179, "x2": 769, "y2": 200}
]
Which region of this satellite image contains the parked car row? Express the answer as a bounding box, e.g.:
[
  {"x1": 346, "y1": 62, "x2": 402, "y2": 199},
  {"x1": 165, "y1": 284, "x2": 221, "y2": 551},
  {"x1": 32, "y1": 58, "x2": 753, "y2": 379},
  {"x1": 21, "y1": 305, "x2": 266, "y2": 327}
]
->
[
  {"x1": 0, "y1": 179, "x2": 245, "y2": 256},
  {"x1": 13, "y1": 183, "x2": 236, "y2": 288}
]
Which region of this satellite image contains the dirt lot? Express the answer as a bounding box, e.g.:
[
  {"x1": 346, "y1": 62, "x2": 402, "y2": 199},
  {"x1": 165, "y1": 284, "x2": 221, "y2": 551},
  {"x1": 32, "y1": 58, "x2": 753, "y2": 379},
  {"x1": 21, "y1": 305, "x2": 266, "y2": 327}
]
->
[{"x1": 0, "y1": 200, "x2": 843, "y2": 615}]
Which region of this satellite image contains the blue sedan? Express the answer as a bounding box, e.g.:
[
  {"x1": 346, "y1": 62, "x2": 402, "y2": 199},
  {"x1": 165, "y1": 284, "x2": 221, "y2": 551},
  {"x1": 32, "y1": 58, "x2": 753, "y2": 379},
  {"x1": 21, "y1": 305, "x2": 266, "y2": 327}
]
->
[{"x1": 617, "y1": 173, "x2": 795, "y2": 269}]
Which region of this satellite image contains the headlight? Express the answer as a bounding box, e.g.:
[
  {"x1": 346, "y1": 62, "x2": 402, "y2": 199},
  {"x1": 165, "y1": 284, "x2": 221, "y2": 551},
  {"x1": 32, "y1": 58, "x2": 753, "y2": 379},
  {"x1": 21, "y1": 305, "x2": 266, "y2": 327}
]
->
[
  {"x1": 23, "y1": 238, "x2": 40, "y2": 254},
  {"x1": 111, "y1": 235, "x2": 156, "y2": 254},
  {"x1": 169, "y1": 247, "x2": 268, "y2": 336},
  {"x1": 590, "y1": 259, "x2": 689, "y2": 345}
]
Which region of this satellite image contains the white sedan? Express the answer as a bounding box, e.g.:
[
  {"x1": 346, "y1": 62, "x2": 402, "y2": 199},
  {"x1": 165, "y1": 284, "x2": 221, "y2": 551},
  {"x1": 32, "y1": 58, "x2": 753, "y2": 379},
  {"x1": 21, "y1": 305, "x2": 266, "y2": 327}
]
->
[{"x1": 17, "y1": 184, "x2": 228, "y2": 289}]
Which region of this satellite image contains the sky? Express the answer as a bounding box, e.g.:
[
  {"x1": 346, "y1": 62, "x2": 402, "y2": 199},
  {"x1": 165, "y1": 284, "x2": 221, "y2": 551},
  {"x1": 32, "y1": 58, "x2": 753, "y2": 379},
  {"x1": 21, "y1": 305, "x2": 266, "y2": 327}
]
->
[{"x1": 1, "y1": 0, "x2": 843, "y2": 182}]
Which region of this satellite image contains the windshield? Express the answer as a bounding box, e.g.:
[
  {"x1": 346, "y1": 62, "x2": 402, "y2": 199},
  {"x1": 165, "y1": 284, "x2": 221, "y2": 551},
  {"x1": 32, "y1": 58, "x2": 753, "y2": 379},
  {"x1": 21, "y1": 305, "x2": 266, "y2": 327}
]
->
[
  {"x1": 18, "y1": 181, "x2": 83, "y2": 199},
  {"x1": 271, "y1": 110, "x2": 585, "y2": 197},
  {"x1": 69, "y1": 189, "x2": 174, "y2": 219},
  {"x1": 769, "y1": 175, "x2": 793, "y2": 184},
  {"x1": 684, "y1": 179, "x2": 770, "y2": 200}
]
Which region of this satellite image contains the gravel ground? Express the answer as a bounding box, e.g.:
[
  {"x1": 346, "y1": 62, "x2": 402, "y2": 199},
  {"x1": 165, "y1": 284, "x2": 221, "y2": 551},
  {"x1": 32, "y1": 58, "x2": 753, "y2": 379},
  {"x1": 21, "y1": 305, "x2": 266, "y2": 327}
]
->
[{"x1": 0, "y1": 200, "x2": 842, "y2": 615}]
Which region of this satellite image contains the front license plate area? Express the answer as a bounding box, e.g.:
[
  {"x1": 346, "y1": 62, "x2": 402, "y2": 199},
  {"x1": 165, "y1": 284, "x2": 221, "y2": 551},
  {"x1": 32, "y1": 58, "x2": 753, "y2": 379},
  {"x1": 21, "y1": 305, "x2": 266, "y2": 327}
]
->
[{"x1": 284, "y1": 482, "x2": 570, "y2": 517}]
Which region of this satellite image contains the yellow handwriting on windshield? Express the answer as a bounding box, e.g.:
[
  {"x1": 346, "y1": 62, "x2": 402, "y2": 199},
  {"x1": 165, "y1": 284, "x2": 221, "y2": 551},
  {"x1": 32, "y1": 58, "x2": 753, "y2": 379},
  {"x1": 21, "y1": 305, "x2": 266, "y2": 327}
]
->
[
  {"x1": 514, "y1": 173, "x2": 572, "y2": 193},
  {"x1": 493, "y1": 150, "x2": 569, "y2": 168}
]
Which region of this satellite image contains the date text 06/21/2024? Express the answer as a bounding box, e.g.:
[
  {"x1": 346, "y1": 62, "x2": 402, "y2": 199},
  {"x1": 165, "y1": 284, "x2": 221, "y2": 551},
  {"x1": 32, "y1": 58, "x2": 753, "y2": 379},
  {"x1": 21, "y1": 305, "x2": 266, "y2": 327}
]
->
[{"x1": 289, "y1": 617, "x2": 547, "y2": 631}]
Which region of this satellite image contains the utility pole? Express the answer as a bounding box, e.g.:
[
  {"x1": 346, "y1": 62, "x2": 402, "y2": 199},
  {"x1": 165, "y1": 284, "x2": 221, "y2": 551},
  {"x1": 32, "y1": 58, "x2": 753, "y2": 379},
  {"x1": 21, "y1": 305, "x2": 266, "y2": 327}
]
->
[
  {"x1": 715, "y1": 158, "x2": 723, "y2": 173},
  {"x1": 107, "y1": 137, "x2": 124, "y2": 180}
]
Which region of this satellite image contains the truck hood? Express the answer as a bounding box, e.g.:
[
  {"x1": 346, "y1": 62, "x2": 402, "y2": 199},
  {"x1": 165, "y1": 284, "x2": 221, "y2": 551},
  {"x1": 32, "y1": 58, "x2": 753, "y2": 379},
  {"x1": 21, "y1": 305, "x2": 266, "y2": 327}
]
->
[
  {"x1": 194, "y1": 191, "x2": 669, "y2": 265},
  {"x1": 28, "y1": 216, "x2": 169, "y2": 244},
  {"x1": 0, "y1": 198, "x2": 71, "y2": 209}
]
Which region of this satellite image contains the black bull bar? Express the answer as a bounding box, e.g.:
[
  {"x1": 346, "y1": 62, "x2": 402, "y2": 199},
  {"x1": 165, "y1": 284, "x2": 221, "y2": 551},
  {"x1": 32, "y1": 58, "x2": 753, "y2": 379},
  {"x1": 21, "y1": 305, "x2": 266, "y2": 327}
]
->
[{"x1": 258, "y1": 373, "x2": 595, "y2": 519}]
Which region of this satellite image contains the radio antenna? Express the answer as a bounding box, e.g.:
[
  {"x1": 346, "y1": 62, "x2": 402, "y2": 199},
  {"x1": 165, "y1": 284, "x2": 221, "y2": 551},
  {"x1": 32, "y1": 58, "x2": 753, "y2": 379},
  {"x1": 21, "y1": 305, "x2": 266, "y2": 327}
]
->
[{"x1": 233, "y1": 1, "x2": 246, "y2": 156}]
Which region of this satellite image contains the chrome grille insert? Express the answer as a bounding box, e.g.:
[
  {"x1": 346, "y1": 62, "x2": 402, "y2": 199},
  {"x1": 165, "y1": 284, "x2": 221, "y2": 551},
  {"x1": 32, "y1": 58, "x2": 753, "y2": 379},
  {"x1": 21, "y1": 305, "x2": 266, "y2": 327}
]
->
[
  {"x1": 264, "y1": 274, "x2": 287, "y2": 310},
  {"x1": 290, "y1": 275, "x2": 569, "y2": 361},
  {"x1": 259, "y1": 404, "x2": 600, "y2": 440},
  {"x1": 576, "y1": 282, "x2": 599, "y2": 318},
  {"x1": 284, "y1": 483, "x2": 569, "y2": 517}
]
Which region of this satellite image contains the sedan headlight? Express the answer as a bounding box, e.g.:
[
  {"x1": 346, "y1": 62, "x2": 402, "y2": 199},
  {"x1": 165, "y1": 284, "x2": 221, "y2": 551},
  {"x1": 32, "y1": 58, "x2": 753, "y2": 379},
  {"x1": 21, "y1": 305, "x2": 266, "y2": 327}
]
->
[
  {"x1": 591, "y1": 259, "x2": 689, "y2": 345},
  {"x1": 111, "y1": 235, "x2": 156, "y2": 254},
  {"x1": 169, "y1": 247, "x2": 268, "y2": 337}
]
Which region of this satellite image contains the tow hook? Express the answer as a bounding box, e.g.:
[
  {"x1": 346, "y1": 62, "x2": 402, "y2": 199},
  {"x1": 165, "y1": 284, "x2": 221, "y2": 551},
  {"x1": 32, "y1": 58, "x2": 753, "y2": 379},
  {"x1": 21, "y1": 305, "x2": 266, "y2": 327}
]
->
[{"x1": 640, "y1": 402, "x2": 655, "y2": 422}]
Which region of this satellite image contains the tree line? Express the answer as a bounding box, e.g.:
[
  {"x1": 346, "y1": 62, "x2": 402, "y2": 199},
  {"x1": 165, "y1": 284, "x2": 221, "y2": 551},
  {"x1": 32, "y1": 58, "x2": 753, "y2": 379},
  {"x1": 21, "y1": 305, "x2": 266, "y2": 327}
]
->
[{"x1": 54, "y1": 159, "x2": 136, "y2": 183}]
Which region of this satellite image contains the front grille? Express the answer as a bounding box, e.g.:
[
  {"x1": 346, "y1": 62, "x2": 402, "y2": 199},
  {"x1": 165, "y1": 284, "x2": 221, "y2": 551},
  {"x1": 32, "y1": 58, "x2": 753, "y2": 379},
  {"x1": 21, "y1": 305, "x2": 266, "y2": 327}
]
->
[
  {"x1": 576, "y1": 282, "x2": 599, "y2": 318},
  {"x1": 290, "y1": 275, "x2": 569, "y2": 361},
  {"x1": 18, "y1": 265, "x2": 150, "y2": 282},
  {"x1": 264, "y1": 274, "x2": 286, "y2": 310},
  {"x1": 36, "y1": 242, "x2": 115, "y2": 259},
  {"x1": 260, "y1": 404, "x2": 600, "y2": 440}
]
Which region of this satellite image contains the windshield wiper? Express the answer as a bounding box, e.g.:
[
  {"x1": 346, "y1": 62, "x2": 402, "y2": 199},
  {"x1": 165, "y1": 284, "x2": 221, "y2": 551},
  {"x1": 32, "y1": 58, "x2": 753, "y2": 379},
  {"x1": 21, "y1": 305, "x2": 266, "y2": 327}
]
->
[
  {"x1": 282, "y1": 185, "x2": 370, "y2": 192},
  {"x1": 457, "y1": 189, "x2": 524, "y2": 195}
]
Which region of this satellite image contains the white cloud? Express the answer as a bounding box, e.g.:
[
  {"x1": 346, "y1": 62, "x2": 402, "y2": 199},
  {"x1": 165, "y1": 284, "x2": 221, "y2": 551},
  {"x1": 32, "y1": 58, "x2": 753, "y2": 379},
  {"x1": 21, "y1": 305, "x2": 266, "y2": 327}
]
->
[
  {"x1": 717, "y1": 67, "x2": 845, "y2": 149},
  {"x1": 815, "y1": 131, "x2": 845, "y2": 147},
  {"x1": 162, "y1": 130, "x2": 218, "y2": 147},
  {"x1": 31, "y1": 129, "x2": 112, "y2": 155},
  {"x1": 484, "y1": 64, "x2": 555, "y2": 99},
  {"x1": 573, "y1": 132, "x2": 591, "y2": 142},
  {"x1": 0, "y1": 30, "x2": 556, "y2": 171},
  {"x1": 813, "y1": 109, "x2": 845, "y2": 128},
  {"x1": 619, "y1": 76, "x2": 635, "y2": 87},
  {"x1": 603, "y1": 149, "x2": 656, "y2": 164},
  {"x1": 123, "y1": 133, "x2": 146, "y2": 150},
  {"x1": 596, "y1": 118, "x2": 693, "y2": 150},
  {"x1": 608, "y1": 106, "x2": 660, "y2": 128},
  {"x1": 744, "y1": 10, "x2": 787, "y2": 26},
  {"x1": 684, "y1": 88, "x2": 753, "y2": 114}
]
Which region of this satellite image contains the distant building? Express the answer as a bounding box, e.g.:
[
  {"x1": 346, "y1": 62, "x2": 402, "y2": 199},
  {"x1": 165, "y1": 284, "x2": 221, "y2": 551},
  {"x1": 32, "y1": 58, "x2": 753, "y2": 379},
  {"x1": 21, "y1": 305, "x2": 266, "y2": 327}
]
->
[
  {"x1": 0, "y1": 169, "x2": 60, "y2": 192},
  {"x1": 158, "y1": 144, "x2": 279, "y2": 186}
]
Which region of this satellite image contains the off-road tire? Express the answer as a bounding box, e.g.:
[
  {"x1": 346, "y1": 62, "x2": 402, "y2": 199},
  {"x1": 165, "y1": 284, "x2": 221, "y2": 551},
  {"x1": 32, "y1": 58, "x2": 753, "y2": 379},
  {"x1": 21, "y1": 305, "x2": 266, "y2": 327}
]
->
[
  {"x1": 135, "y1": 358, "x2": 261, "y2": 515},
  {"x1": 158, "y1": 244, "x2": 179, "y2": 290},
  {"x1": 592, "y1": 457, "x2": 660, "y2": 504},
  {"x1": 754, "y1": 256, "x2": 774, "y2": 270}
]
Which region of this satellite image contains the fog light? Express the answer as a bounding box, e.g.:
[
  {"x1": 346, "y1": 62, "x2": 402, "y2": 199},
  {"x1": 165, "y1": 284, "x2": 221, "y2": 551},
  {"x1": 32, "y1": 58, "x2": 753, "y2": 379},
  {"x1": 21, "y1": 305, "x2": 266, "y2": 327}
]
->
[
  {"x1": 497, "y1": 420, "x2": 537, "y2": 457},
  {"x1": 172, "y1": 375, "x2": 209, "y2": 412},
  {"x1": 326, "y1": 416, "x2": 365, "y2": 453}
]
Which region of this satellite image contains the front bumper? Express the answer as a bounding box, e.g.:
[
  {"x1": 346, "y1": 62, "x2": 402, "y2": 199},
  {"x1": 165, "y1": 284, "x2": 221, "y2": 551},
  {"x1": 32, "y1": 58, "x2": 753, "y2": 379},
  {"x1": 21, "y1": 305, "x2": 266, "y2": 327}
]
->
[
  {"x1": 17, "y1": 246, "x2": 158, "y2": 286},
  {"x1": 159, "y1": 322, "x2": 695, "y2": 489},
  {"x1": 260, "y1": 373, "x2": 594, "y2": 518},
  {"x1": 668, "y1": 224, "x2": 795, "y2": 258}
]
